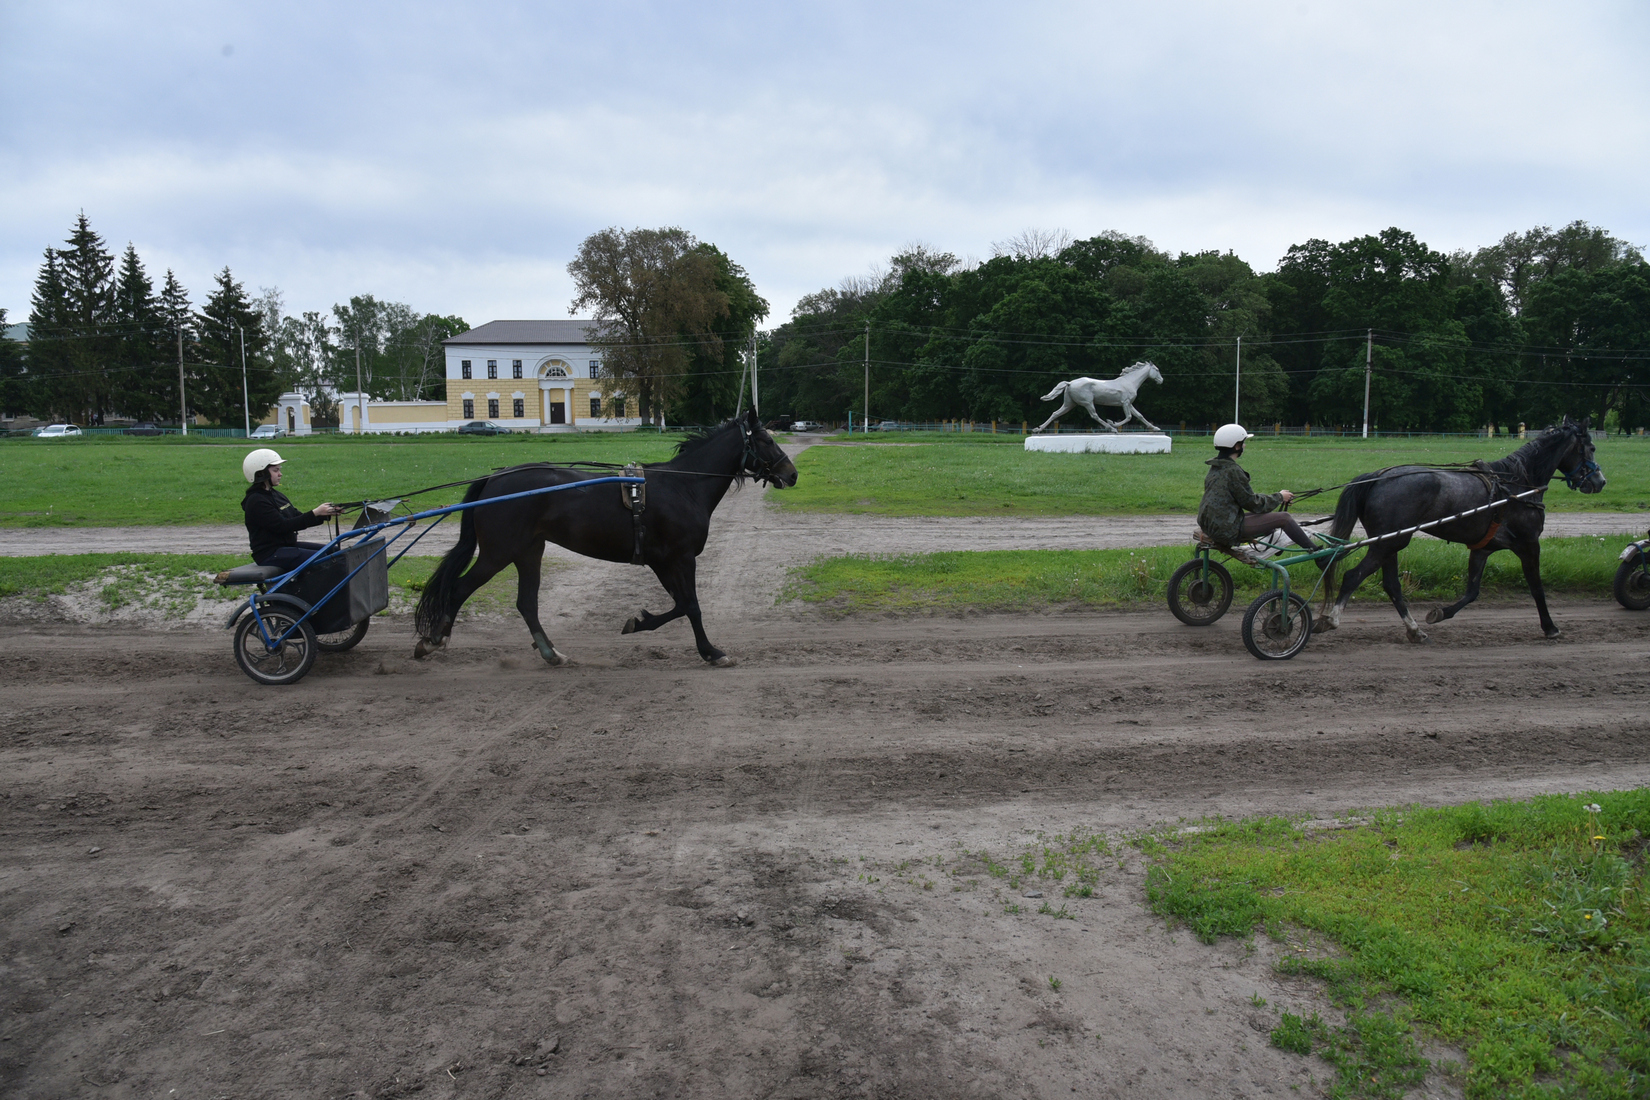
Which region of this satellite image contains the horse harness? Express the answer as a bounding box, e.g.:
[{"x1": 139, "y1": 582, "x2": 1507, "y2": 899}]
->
[{"x1": 616, "y1": 421, "x2": 779, "y2": 566}]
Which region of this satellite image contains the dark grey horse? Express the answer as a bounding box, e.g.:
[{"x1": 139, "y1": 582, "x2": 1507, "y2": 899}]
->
[{"x1": 1319, "y1": 417, "x2": 1605, "y2": 642}]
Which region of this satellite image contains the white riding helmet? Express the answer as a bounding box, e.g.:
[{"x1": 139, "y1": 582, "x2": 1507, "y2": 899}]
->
[
  {"x1": 243, "y1": 448, "x2": 285, "y2": 482},
  {"x1": 1213, "y1": 423, "x2": 1254, "y2": 450}
]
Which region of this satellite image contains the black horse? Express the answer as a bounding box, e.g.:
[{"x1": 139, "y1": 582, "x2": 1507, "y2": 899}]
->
[
  {"x1": 413, "y1": 411, "x2": 798, "y2": 666},
  {"x1": 1319, "y1": 417, "x2": 1605, "y2": 642}
]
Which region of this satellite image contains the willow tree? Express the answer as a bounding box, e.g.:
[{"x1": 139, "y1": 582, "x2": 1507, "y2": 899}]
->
[{"x1": 567, "y1": 227, "x2": 730, "y2": 425}]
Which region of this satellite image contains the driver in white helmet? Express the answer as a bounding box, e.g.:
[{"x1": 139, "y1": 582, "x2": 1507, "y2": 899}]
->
[
  {"x1": 1197, "y1": 424, "x2": 1316, "y2": 553},
  {"x1": 241, "y1": 448, "x2": 344, "y2": 572}
]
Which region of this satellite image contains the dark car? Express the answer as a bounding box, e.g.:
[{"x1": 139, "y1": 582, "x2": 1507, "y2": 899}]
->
[
  {"x1": 457, "y1": 421, "x2": 511, "y2": 436},
  {"x1": 124, "y1": 422, "x2": 164, "y2": 436}
]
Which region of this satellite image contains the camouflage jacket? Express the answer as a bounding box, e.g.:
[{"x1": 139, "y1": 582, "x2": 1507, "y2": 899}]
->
[{"x1": 1197, "y1": 456, "x2": 1284, "y2": 546}]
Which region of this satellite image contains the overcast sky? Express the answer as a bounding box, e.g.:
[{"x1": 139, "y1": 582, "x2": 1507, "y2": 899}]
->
[{"x1": 3, "y1": 1, "x2": 1646, "y2": 329}]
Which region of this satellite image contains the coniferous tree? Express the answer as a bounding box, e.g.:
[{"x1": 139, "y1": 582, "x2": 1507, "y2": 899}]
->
[
  {"x1": 112, "y1": 243, "x2": 167, "y2": 419},
  {"x1": 158, "y1": 270, "x2": 195, "y2": 427},
  {"x1": 0, "y1": 308, "x2": 27, "y2": 418},
  {"x1": 54, "y1": 213, "x2": 119, "y2": 423},
  {"x1": 195, "y1": 267, "x2": 275, "y2": 427},
  {"x1": 26, "y1": 246, "x2": 71, "y2": 420}
]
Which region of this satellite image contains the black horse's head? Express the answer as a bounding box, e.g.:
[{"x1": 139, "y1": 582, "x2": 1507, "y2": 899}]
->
[
  {"x1": 1553, "y1": 415, "x2": 1607, "y2": 494},
  {"x1": 741, "y1": 408, "x2": 799, "y2": 488}
]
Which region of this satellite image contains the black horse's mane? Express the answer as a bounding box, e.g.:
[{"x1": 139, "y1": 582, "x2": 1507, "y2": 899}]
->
[{"x1": 672, "y1": 416, "x2": 748, "y2": 460}]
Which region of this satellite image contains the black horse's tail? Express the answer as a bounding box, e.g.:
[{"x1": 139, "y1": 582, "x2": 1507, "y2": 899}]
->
[
  {"x1": 1320, "y1": 474, "x2": 1379, "y2": 608},
  {"x1": 414, "y1": 479, "x2": 485, "y2": 639}
]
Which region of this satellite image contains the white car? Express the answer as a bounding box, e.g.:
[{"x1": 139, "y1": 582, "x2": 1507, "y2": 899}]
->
[
  {"x1": 249, "y1": 424, "x2": 285, "y2": 440},
  {"x1": 32, "y1": 424, "x2": 83, "y2": 438},
  {"x1": 791, "y1": 420, "x2": 821, "y2": 432}
]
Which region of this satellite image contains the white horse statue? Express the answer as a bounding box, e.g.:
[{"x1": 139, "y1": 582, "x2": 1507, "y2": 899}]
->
[{"x1": 1033, "y1": 361, "x2": 1164, "y2": 433}]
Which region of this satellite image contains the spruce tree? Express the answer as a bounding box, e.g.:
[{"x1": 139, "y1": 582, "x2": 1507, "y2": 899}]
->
[
  {"x1": 113, "y1": 243, "x2": 166, "y2": 419},
  {"x1": 27, "y1": 246, "x2": 70, "y2": 420},
  {"x1": 195, "y1": 267, "x2": 276, "y2": 427},
  {"x1": 55, "y1": 213, "x2": 118, "y2": 424},
  {"x1": 158, "y1": 270, "x2": 194, "y2": 427}
]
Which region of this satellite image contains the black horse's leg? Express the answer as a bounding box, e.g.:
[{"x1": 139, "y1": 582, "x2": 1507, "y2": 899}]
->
[
  {"x1": 427, "y1": 551, "x2": 513, "y2": 651},
  {"x1": 1512, "y1": 541, "x2": 1560, "y2": 638},
  {"x1": 1426, "y1": 548, "x2": 1492, "y2": 625},
  {"x1": 623, "y1": 557, "x2": 731, "y2": 666},
  {"x1": 514, "y1": 545, "x2": 567, "y2": 666},
  {"x1": 1378, "y1": 552, "x2": 1429, "y2": 643}
]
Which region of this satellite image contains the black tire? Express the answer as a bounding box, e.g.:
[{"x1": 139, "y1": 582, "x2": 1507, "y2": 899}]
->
[
  {"x1": 315, "y1": 618, "x2": 370, "y2": 652},
  {"x1": 234, "y1": 607, "x2": 318, "y2": 686},
  {"x1": 1167, "y1": 559, "x2": 1234, "y2": 626},
  {"x1": 1241, "y1": 589, "x2": 1313, "y2": 661},
  {"x1": 1614, "y1": 550, "x2": 1650, "y2": 611}
]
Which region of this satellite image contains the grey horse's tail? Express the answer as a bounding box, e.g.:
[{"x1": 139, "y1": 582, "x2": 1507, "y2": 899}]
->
[
  {"x1": 1039, "y1": 380, "x2": 1070, "y2": 402},
  {"x1": 1320, "y1": 474, "x2": 1379, "y2": 611}
]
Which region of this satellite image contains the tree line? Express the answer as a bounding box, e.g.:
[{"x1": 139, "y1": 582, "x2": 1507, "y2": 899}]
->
[
  {"x1": 756, "y1": 223, "x2": 1650, "y2": 433},
  {"x1": 0, "y1": 214, "x2": 466, "y2": 426}
]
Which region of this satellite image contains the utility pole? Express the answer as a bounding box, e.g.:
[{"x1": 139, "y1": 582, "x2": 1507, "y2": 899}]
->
[
  {"x1": 749, "y1": 330, "x2": 759, "y2": 416},
  {"x1": 1362, "y1": 328, "x2": 1373, "y2": 439},
  {"x1": 176, "y1": 322, "x2": 188, "y2": 437},
  {"x1": 1234, "y1": 335, "x2": 1242, "y2": 422},
  {"x1": 863, "y1": 321, "x2": 870, "y2": 434},
  {"x1": 238, "y1": 323, "x2": 250, "y2": 438},
  {"x1": 354, "y1": 326, "x2": 364, "y2": 435}
]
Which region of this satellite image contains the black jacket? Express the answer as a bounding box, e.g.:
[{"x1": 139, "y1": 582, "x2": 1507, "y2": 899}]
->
[{"x1": 243, "y1": 486, "x2": 325, "y2": 563}]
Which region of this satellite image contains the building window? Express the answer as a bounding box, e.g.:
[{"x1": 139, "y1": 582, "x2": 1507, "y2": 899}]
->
[
  {"x1": 589, "y1": 360, "x2": 600, "y2": 378},
  {"x1": 544, "y1": 360, "x2": 568, "y2": 378},
  {"x1": 462, "y1": 398, "x2": 474, "y2": 419},
  {"x1": 614, "y1": 398, "x2": 625, "y2": 418},
  {"x1": 487, "y1": 398, "x2": 499, "y2": 418},
  {"x1": 512, "y1": 397, "x2": 524, "y2": 418},
  {"x1": 590, "y1": 397, "x2": 603, "y2": 418},
  {"x1": 487, "y1": 359, "x2": 498, "y2": 380},
  {"x1": 461, "y1": 360, "x2": 472, "y2": 380},
  {"x1": 512, "y1": 359, "x2": 523, "y2": 379}
]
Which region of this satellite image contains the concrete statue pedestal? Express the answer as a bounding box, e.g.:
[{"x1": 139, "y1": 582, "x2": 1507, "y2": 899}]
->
[{"x1": 1024, "y1": 433, "x2": 1171, "y2": 455}]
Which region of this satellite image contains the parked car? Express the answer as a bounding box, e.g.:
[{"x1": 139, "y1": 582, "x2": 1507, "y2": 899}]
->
[
  {"x1": 124, "y1": 422, "x2": 164, "y2": 436},
  {"x1": 32, "y1": 424, "x2": 82, "y2": 438},
  {"x1": 458, "y1": 421, "x2": 511, "y2": 435},
  {"x1": 791, "y1": 420, "x2": 821, "y2": 432},
  {"x1": 872, "y1": 420, "x2": 901, "y2": 432},
  {"x1": 249, "y1": 424, "x2": 285, "y2": 440}
]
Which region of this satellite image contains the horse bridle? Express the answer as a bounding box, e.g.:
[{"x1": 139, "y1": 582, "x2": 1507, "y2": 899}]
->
[
  {"x1": 1552, "y1": 427, "x2": 1601, "y2": 491},
  {"x1": 737, "y1": 421, "x2": 784, "y2": 484}
]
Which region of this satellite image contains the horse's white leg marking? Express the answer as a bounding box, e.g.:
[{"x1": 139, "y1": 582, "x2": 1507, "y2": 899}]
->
[{"x1": 1403, "y1": 613, "x2": 1429, "y2": 643}]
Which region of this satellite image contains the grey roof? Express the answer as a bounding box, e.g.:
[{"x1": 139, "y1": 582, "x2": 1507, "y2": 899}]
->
[
  {"x1": 3, "y1": 323, "x2": 29, "y2": 342},
  {"x1": 443, "y1": 319, "x2": 599, "y2": 346}
]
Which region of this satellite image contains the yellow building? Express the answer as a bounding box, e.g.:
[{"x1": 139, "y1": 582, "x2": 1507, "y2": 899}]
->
[{"x1": 441, "y1": 319, "x2": 641, "y2": 432}]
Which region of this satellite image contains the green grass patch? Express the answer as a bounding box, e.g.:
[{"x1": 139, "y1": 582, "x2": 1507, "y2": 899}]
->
[
  {"x1": 782, "y1": 535, "x2": 1634, "y2": 615},
  {"x1": 1144, "y1": 791, "x2": 1650, "y2": 1098},
  {"x1": 0, "y1": 551, "x2": 547, "y2": 617},
  {"x1": 0, "y1": 432, "x2": 684, "y2": 528},
  {"x1": 780, "y1": 433, "x2": 1650, "y2": 516}
]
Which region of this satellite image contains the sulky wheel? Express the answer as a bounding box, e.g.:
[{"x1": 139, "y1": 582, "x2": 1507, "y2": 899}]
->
[
  {"x1": 234, "y1": 607, "x2": 318, "y2": 686},
  {"x1": 1167, "y1": 559, "x2": 1234, "y2": 626},
  {"x1": 314, "y1": 618, "x2": 370, "y2": 652},
  {"x1": 1614, "y1": 549, "x2": 1650, "y2": 611},
  {"x1": 1241, "y1": 589, "x2": 1313, "y2": 660}
]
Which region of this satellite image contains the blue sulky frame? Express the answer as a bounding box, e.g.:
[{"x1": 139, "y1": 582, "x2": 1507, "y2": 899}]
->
[{"x1": 225, "y1": 476, "x2": 644, "y2": 663}]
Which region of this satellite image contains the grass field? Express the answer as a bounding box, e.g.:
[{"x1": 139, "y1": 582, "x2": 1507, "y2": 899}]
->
[
  {"x1": 0, "y1": 432, "x2": 685, "y2": 528},
  {"x1": 783, "y1": 535, "x2": 1637, "y2": 615},
  {"x1": 1145, "y1": 790, "x2": 1650, "y2": 1099},
  {"x1": 781, "y1": 433, "x2": 1650, "y2": 516}
]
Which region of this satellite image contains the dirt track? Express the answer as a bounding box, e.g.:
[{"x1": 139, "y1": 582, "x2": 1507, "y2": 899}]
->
[{"x1": 3, "y1": 469, "x2": 1650, "y2": 1098}]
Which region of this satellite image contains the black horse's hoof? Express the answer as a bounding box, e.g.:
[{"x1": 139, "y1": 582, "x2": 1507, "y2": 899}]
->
[
  {"x1": 413, "y1": 639, "x2": 436, "y2": 659},
  {"x1": 1425, "y1": 607, "x2": 1447, "y2": 624},
  {"x1": 709, "y1": 655, "x2": 737, "y2": 668},
  {"x1": 622, "y1": 618, "x2": 639, "y2": 635},
  {"x1": 1544, "y1": 628, "x2": 1562, "y2": 640}
]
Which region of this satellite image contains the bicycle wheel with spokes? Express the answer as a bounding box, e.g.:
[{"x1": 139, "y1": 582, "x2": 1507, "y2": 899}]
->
[
  {"x1": 314, "y1": 618, "x2": 370, "y2": 652},
  {"x1": 1241, "y1": 589, "x2": 1313, "y2": 660},
  {"x1": 234, "y1": 608, "x2": 318, "y2": 686},
  {"x1": 1167, "y1": 559, "x2": 1234, "y2": 626},
  {"x1": 1614, "y1": 550, "x2": 1650, "y2": 611}
]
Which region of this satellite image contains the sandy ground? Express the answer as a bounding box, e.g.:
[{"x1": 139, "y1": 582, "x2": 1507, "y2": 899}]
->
[{"x1": 3, "y1": 453, "x2": 1649, "y2": 1099}]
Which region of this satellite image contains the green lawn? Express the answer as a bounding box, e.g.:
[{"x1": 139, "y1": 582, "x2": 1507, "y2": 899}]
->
[
  {"x1": 0, "y1": 433, "x2": 684, "y2": 527},
  {"x1": 783, "y1": 536, "x2": 1634, "y2": 615},
  {"x1": 781, "y1": 433, "x2": 1650, "y2": 516},
  {"x1": 1145, "y1": 790, "x2": 1650, "y2": 1098}
]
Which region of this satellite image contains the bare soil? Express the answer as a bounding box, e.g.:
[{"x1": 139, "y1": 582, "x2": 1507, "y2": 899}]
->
[{"x1": 3, "y1": 465, "x2": 1649, "y2": 1099}]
